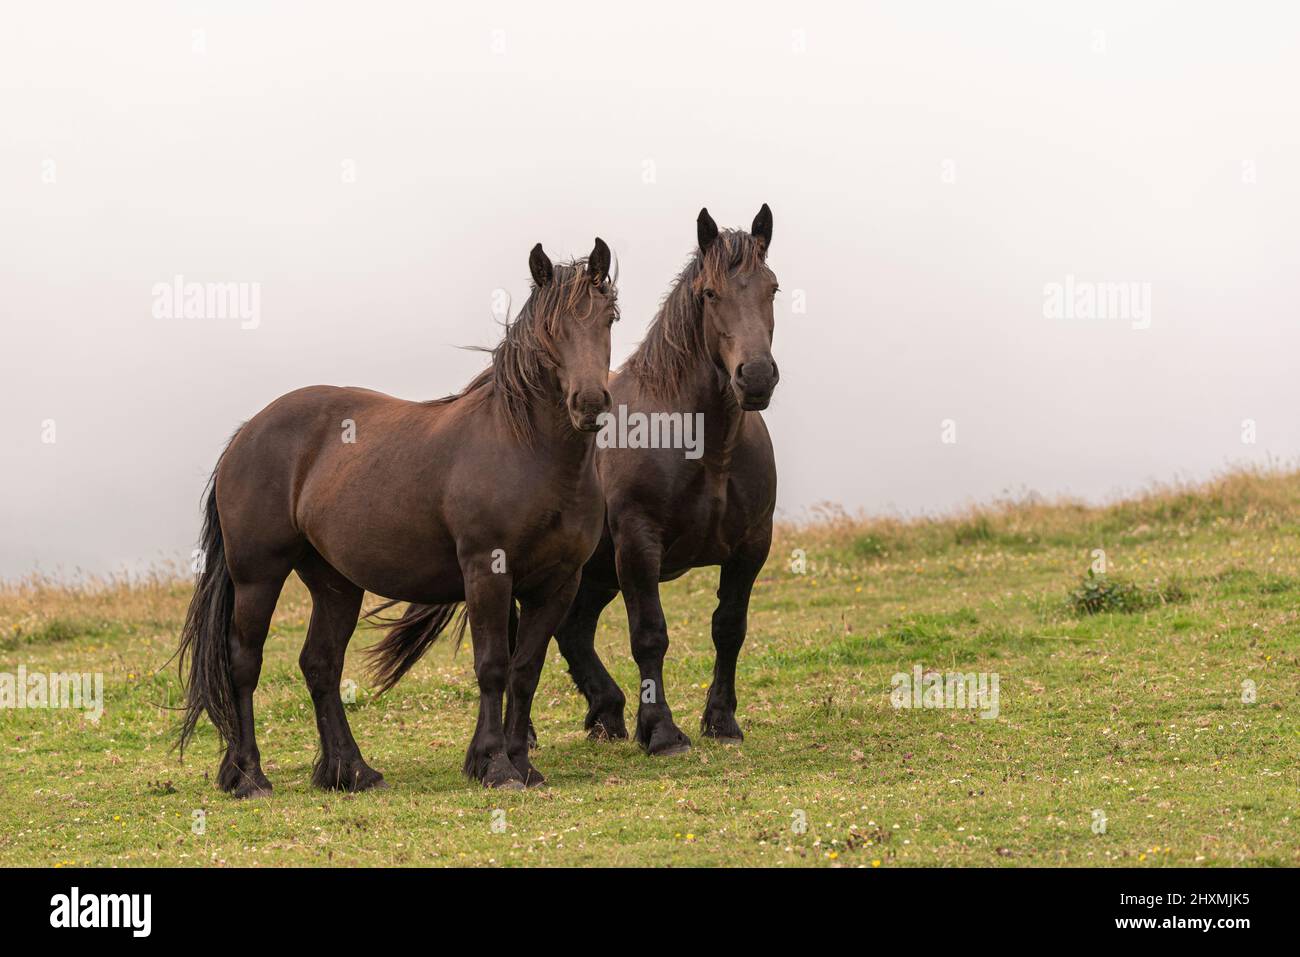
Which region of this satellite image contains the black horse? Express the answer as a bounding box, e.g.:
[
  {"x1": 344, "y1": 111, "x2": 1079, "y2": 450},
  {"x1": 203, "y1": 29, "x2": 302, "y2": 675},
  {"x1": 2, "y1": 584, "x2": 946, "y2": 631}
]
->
[{"x1": 552, "y1": 205, "x2": 780, "y2": 754}]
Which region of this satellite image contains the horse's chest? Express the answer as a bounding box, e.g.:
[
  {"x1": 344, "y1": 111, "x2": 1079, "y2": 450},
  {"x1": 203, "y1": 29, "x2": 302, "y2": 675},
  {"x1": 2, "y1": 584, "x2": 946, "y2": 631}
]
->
[
  {"x1": 526, "y1": 486, "x2": 603, "y2": 558},
  {"x1": 663, "y1": 476, "x2": 746, "y2": 568}
]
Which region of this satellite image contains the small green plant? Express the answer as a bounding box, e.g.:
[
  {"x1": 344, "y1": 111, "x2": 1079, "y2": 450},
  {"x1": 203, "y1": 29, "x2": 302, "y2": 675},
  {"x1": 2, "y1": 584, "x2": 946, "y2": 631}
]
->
[{"x1": 1068, "y1": 570, "x2": 1187, "y2": 615}]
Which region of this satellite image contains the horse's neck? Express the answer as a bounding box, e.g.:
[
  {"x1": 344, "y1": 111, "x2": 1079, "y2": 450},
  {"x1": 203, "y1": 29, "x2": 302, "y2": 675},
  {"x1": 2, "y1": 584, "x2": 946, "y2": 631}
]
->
[
  {"x1": 682, "y1": 360, "x2": 745, "y2": 469},
  {"x1": 649, "y1": 284, "x2": 746, "y2": 461},
  {"x1": 518, "y1": 393, "x2": 597, "y2": 470}
]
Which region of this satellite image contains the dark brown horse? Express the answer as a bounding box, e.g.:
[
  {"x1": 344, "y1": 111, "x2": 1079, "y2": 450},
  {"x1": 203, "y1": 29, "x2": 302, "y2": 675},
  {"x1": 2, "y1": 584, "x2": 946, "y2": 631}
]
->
[
  {"x1": 177, "y1": 239, "x2": 617, "y2": 795},
  {"x1": 552, "y1": 205, "x2": 779, "y2": 754}
]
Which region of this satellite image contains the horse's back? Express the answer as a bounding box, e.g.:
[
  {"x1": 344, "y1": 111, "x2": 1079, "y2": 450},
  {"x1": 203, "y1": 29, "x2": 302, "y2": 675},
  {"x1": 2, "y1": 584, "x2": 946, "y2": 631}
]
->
[
  {"x1": 220, "y1": 384, "x2": 410, "y2": 492},
  {"x1": 215, "y1": 384, "x2": 458, "y2": 589}
]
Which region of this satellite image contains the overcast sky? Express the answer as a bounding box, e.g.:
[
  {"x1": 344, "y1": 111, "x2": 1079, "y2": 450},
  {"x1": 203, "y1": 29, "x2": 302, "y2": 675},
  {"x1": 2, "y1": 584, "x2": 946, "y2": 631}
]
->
[{"x1": 2, "y1": 1, "x2": 1297, "y2": 579}]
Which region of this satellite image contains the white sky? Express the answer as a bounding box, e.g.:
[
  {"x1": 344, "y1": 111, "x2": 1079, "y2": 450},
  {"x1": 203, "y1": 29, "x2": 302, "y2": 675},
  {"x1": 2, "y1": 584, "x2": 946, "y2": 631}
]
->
[{"x1": 2, "y1": 1, "x2": 1298, "y2": 579}]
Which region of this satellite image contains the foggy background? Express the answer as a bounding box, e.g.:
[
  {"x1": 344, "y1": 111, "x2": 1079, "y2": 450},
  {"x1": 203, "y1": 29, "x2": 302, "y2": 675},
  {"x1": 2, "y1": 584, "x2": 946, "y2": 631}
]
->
[{"x1": 2, "y1": 1, "x2": 1297, "y2": 580}]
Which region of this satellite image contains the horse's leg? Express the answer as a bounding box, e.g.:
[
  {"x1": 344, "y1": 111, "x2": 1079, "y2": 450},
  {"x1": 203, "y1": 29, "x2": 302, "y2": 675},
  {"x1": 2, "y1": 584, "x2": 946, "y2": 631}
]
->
[
  {"x1": 701, "y1": 529, "x2": 770, "y2": 740},
  {"x1": 616, "y1": 539, "x2": 691, "y2": 756},
  {"x1": 462, "y1": 567, "x2": 523, "y2": 789},
  {"x1": 218, "y1": 577, "x2": 287, "y2": 798},
  {"x1": 505, "y1": 600, "x2": 539, "y2": 750},
  {"x1": 504, "y1": 573, "x2": 582, "y2": 787},
  {"x1": 295, "y1": 554, "x2": 385, "y2": 792},
  {"x1": 554, "y1": 579, "x2": 625, "y2": 740}
]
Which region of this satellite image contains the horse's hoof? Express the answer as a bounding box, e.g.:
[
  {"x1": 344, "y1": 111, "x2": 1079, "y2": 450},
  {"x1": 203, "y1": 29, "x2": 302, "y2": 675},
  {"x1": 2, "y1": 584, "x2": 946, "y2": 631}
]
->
[
  {"x1": 640, "y1": 721, "x2": 692, "y2": 756},
  {"x1": 313, "y1": 756, "x2": 387, "y2": 793},
  {"x1": 701, "y1": 711, "x2": 744, "y2": 742},
  {"x1": 477, "y1": 752, "x2": 526, "y2": 790},
  {"x1": 585, "y1": 705, "x2": 628, "y2": 742},
  {"x1": 587, "y1": 717, "x2": 629, "y2": 742},
  {"x1": 345, "y1": 774, "x2": 388, "y2": 793},
  {"x1": 653, "y1": 740, "x2": 692, "y2": 756},
  {"x1": 218, "y1": 753, "x2": 273, "y2": 798},
  {"x1": 508, "y1": 751, "x2": 548, "y2": 788},
  {"x1": 523, "y1": 767, "x2": 547, "y2": 789}
]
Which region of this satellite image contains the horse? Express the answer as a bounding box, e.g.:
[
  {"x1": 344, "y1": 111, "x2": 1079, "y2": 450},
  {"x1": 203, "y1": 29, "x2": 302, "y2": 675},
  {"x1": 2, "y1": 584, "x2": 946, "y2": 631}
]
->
[
  {"x1": 176, "y1": 238, "x2": 617, "y2": 794},
  {"x1": 551, "y1": 205, "x2": 780, "y2": 755}
]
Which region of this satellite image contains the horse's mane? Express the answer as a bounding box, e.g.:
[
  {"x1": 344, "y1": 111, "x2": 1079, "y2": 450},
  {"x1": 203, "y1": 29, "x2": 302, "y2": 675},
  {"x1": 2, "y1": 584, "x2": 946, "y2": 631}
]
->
[
  {"x1": 622, "y1": 229, "x2": 767, "y2": 398},
  {"x1": 427, "y1": 259, "x2": 617, "y2": 445}
]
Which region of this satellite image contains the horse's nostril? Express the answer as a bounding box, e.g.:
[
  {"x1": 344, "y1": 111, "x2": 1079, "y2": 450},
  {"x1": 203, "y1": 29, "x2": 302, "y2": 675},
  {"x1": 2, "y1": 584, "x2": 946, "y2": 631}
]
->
[
  {"x1": 571, "y1": 389, "x2": 610, "y2": 416},
  {"x1": 736, "y1": 359, "x2": 776, "y2": 390}
]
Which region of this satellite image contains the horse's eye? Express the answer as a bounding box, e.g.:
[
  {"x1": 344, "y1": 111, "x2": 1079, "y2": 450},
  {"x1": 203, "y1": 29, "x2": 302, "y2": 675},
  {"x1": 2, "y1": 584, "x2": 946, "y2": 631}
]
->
[{"x1": 703, "y1": 288, "x2": 717, "y2": 301}]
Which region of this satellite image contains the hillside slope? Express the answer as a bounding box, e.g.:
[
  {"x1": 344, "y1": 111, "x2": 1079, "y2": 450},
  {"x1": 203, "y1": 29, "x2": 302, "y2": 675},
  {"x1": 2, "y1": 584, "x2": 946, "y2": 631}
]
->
[{"x1": 1, "y1": 468, "x2": 1296, "y2": 866}]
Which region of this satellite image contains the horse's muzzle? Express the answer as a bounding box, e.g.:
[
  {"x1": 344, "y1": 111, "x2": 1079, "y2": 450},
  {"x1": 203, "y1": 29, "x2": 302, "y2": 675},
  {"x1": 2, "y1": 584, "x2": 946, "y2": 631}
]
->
[
  {"x1": 733, "y1": 357, "x2": 779, "y2": 411},
  {"x1": 569, "y1": 388, "x2": 611, "y2": 432}
]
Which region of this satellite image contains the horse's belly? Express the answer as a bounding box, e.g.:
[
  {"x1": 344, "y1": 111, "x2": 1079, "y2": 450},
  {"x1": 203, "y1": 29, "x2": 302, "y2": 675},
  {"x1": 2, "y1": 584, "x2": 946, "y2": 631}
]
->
[{"x1": 306, "y1": 518, "x2": 463, "y2": 604}]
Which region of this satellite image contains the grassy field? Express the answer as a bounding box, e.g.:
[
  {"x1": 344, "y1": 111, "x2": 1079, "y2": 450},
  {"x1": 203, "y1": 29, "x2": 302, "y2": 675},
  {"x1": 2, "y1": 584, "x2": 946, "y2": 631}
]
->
[{"x1": 1, "y1": 469, "x2": 1296, "y2": 867}]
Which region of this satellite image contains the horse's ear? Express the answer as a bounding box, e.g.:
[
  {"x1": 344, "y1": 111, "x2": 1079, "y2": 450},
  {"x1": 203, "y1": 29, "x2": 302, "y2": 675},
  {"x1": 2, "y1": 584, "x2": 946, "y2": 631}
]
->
[
  {"x1": 587, "y1": 237, "x2": 611, "y2": 285},
  {"x1": 697, "y1": 207, "x2": 719, "y2": 254},
  {"x1": 529, "y1": 243, "x2": 554, "y2": 287},
  {"x1": 751, "y1": 203, "x2": 773, "y2": 251}
]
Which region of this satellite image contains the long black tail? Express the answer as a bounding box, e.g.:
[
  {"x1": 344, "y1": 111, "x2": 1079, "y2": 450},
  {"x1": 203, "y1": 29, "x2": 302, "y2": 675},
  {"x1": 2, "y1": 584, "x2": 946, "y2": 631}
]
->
[
  {"x1": 176, "y1": 464, "x2": 239, "y2": 756},
  {"x1": 364, "y1": 601, "x2": 467, "y2": 693}
]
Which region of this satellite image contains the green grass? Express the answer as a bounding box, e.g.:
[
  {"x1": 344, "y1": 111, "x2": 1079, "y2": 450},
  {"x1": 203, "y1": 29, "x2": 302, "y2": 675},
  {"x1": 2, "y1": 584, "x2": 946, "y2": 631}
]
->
[{"x1": 1, "y1": 468, "x2": 1297, "y2": 867}]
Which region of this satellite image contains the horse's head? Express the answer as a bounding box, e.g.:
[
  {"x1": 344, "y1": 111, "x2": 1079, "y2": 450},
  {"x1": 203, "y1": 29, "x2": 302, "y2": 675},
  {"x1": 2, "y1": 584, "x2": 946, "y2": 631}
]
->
[
  {"x1": 694, "y1": 204, "x2": 779, "y2": 411},
  {"x1": 527, "y1": 238, "x2": 616, "y2": 432}
]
